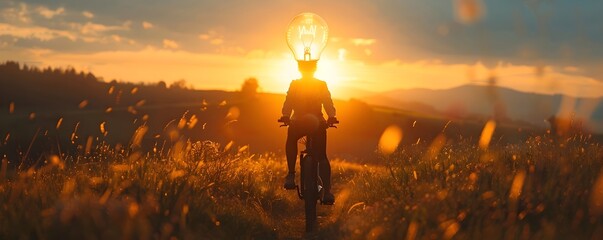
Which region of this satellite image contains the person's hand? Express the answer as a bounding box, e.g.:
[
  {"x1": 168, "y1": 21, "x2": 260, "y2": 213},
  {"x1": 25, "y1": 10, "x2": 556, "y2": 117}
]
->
[
  {"x1": 327, "y1": 117, "x2": 339, "y2": 125},
  {"x1": 278, "y1": 115, "x2": 290, "y2": 124}
]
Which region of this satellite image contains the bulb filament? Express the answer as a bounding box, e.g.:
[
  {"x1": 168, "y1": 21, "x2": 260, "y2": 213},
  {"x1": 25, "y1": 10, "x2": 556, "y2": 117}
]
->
[
  {"x1": 304, "y1": 47, "x2": 311, "y2": 61},
  {"x1": 298, "y1": 25, "x2": 317, "y2": 38}
]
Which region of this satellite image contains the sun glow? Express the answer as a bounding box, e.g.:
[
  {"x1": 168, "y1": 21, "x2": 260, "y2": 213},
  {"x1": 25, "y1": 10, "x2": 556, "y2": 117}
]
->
[
  {"x1": 275, "y1": 56, "x2": 349, "y2": 86},
  {"x1": 315, "y1": 58, "x2": 347, "y2": 85}
]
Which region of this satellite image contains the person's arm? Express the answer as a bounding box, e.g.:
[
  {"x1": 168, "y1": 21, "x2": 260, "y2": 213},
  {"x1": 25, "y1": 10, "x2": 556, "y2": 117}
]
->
[
  {"x1": 321, "y1": 81, "x2": 336, "y2": 118},
  {"x1": 281, "y1": 81, "x2": 295, "y2": 117}
]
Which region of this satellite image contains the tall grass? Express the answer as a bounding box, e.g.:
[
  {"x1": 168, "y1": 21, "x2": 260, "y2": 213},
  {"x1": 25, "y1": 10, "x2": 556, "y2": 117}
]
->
[
  {"x1": 0, "y1": 140, "x2": 292, "y2": 239},
  {"x1": 324, "y1": 134, "x2": 603, "y2": 239},
  {"x1": 1, "y1": 132, "x2": 602, "y2": 239}
]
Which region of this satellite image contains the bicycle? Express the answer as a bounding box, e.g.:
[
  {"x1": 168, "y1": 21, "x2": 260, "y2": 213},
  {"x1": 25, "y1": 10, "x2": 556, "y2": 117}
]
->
[{"x1": 279, "y1": 117, "x2": 338, "y2": 233}]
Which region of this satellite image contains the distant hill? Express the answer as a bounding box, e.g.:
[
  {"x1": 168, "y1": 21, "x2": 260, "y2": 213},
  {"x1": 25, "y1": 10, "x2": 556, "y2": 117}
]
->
[
  {"x1": 3, "y1": 60, "x2": 597, "y2": 165},
  {"x1": 362, "y1": 84, "x2": 603, "y2": 132},
  {"x1": 360, "y1": 94, "x2": 442, "y2": 117},
  {"x1": 329, "y1": 85, "x2": 376, "y2": 100}
]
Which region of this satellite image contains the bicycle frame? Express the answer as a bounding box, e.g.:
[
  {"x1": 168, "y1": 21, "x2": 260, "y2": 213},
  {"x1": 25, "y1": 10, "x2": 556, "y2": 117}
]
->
[
  {"x1": 278, "y1": 118, "x2": 338, "y2": 233},
  {"x1": 296, "y1": 136, "x2": 323, "y2": 201}
]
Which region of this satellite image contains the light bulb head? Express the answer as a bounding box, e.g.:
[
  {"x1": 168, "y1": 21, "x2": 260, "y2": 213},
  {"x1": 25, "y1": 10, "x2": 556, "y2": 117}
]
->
[{"x1": 286, "y1": 12, "x2": 329, "y2": 62}]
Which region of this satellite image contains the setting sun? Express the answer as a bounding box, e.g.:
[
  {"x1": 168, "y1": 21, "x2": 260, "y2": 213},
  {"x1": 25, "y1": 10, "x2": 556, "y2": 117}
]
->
[
  {"x1": 314, "y1": 58, "x2": 349, "y2": 85},
  {"x1": 275, "y1": 57, "x2": 348, "y2": 83}
]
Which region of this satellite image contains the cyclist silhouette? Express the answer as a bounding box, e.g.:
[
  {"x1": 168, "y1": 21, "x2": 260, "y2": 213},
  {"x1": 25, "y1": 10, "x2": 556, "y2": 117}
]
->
[{"x1": 279, "y1": 60, "x2": 338, "y2": 204}]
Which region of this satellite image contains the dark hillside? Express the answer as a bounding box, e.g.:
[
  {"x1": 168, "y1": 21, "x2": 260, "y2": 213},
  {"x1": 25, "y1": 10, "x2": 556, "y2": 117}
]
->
[{"x1": 0, "y1": 61, "x2": 568, "y2": 165}]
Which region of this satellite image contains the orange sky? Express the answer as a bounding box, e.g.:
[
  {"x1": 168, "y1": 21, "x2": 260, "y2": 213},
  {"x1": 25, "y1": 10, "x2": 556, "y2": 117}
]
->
[
  {"x1": 7, "y1": 46, "x2": 603, "y2": 99},
  {"x1": 1, "y1": 0, "x2": 603, "y2": 99}
]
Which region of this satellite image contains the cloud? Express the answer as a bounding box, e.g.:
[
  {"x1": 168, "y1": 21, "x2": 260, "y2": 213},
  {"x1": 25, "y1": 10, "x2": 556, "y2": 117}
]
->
[
  {"x1": 351, "y1": 38, "x2": 376, "y2": 46},
  {"x1": 36, "y1": 6, "x2": 64, "y2": 19},
  {"x1": 0, "y1": 3, "x2": 132, "y2": 45},
  {"x1": 82, "y1": 11, "x2": 94, "y2": 19},
  {"x1": 0, "y1": 23, "x2": 77, "y2": 41},
  {"x1": 0, "y1": 20, "x2": 136, "y2": 45},
  {"x1": 1, "y1": 3, "x2": 31, "y2": 23},
  {"x1": 199, "y1": 29, "x2": 224, "y2": 45},
  {"x1": 209, "y1": 38, "x2": 223, "y2": 45},
  {"x1": 162, "y1": 39, "x2": 179, "y2": 49},
  {"x1": 563, "y1": 66, "x2": 580, "y2": 73},
  {"x1": 111, "y1": 34, "x2": 121, "y2": 43},
  {"x1": 73, "y1": 22, "x2": 130, "y2": 35},
  {"x1": 106, "y1": 35, "x2": 134, "y2": 45},
  {"x1": 244, "y1": 49, "x2": 282, "y2": 59},
  {"x1": 142, "y1": 21, "x2": 153, "y2": 29}
]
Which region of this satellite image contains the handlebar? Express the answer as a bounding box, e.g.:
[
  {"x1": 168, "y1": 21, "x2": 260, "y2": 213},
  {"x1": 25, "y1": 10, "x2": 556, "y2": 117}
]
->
[{"x1": 278, "y1": 118, "x2": 339, "y2": 128}]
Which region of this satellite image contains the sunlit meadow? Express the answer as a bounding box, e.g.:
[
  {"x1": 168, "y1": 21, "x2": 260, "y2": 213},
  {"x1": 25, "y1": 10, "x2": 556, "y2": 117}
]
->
[{"x1": 1, "y1": 116, "x2": 602, "y2": 239}]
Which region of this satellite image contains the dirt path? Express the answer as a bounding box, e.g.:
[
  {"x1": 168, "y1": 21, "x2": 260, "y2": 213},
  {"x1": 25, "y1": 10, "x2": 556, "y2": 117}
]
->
[
  {"x1": 274, "y1": 200, "x2": 337, "y2": 239},
  {"x1": 271, "y1": 184, "x2": 353, "y2": 239},
  {"x1": 271, "y1": 161, "x2": 368, "y2": 239}
]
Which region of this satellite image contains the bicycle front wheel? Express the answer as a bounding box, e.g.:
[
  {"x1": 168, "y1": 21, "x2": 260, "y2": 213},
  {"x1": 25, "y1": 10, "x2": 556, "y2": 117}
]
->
[{"x1": 302, "y1": 154, "x2": 319, "y2": 233}]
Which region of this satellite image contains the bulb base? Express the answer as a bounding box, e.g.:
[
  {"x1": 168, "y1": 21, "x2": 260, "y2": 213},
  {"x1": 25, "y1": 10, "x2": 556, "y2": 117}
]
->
[{"x1": 297, "y1": 60, "x2": 318, "y2": 73}]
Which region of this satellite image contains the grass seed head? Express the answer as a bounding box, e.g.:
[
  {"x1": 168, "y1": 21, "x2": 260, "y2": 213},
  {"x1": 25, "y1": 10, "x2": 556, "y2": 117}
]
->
[
  {"x1": 78, "y1": 100, "x2": 88, "y2": 109},
  {"x1": 479, "y1": 120, "x2": 496, "y2": 149},
  {"x1": 589, "y1": 171, "x2": 603, "y2": 215},
  {"x1": 509, "y1": 170, "x2": 526, "y2": 201},
  {"x1": 55, "y1": 118, "x2": 63, "y2": 129},
  {"x1": 378, "y1": 125, "x2": 403, "y2": 155}
]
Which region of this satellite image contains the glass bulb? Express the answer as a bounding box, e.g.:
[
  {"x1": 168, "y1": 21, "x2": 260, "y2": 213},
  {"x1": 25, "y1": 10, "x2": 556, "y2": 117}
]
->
[{"x1": 286, "y1": 12, "x2": 329, "y2": 62}]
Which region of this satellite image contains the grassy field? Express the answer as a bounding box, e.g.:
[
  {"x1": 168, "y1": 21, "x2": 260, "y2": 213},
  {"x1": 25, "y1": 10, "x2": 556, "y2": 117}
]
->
[{"x1": 1, "y1": 131, "x2": 603, "y2": 239}]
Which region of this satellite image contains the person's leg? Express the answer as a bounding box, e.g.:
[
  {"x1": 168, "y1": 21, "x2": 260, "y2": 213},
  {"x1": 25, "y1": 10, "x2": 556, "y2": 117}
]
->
[
  {"x1": 284, "y1": 126, "x2": 301, "y2": 189},
  {"x1": 313, "y1": 127, "x2": 331, "y2": 195},
  {"x1": 286, "y1": 126, "x2": 300, "y2": 174}
]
